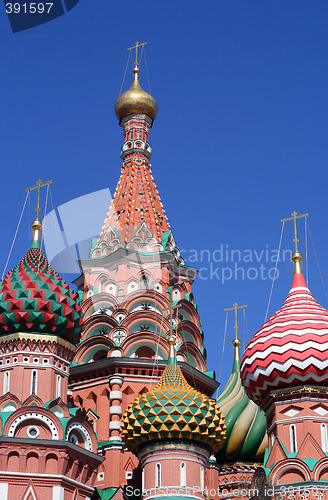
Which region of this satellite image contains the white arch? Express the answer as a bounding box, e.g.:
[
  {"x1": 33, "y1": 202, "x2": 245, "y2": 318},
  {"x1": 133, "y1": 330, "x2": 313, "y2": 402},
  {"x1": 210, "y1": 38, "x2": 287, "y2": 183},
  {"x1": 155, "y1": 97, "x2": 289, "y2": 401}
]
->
[
  {"x1": 66, "y1": 422, "x2": 92, "y2": 451},
  {"x1": 8, "y1": 413, "x2": 59, "y2": 439},
  {"x1": 272, "y1": 461, "x2": 310, "y2": 484}
]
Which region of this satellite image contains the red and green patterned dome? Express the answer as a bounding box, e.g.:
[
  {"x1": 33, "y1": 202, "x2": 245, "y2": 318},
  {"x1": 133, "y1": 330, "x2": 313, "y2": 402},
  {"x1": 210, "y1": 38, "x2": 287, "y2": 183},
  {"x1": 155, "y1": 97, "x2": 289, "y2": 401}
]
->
[{"x1": 0, "y1": 242, "x2": 82, "y2": 344}]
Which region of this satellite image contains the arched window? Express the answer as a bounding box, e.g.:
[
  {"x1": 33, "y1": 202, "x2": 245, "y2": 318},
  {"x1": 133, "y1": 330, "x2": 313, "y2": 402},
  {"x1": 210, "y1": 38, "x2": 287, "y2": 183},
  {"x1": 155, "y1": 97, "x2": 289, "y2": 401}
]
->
[
  {"x1": 135, "y1": 346, "x2": 155, "y2": 359},
  {"x1": 31, "y1": 370, "x2": 37, "y2": 395},
  {"x1": 271, "y1": 433, "x2": 275, "y2": 447},
  {"x1": 3, "y1": 371, "x2": 10, "y2": 395},
  {"x1": 290, "y1": 424, "x2": 297, "y2": 453},
  {"x1": 321, "y1": 423, "x2": 328, "y2": 452},
  {"x1": 200, "y1": 466, "x2": 205, "y2": 492},
  {"x1": 155, "y1": 463, "x2": 161, "y2": 488},
  {"x1": 140, "y1": 275, "x2": 149, "y2": 290},
  {"x1": 180, "y1": 462, "x2": 186, "y2": 487},
  {"x1": 56, "y1": 375, "x2": 62, "y2": 398}
]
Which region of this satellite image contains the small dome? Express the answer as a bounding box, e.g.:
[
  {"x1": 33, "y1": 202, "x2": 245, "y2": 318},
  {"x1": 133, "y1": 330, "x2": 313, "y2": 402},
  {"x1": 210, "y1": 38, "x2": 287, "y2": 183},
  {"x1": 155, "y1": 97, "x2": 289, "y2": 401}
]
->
[
  {"x1": 0, "y1": 246, "x2": 82, "y2": 344},
  {"x1": 241, "y1": 261, "x2": 328, "y2": 406},
  {"x1": 121, "y1": 339, "x2": 226, "y2": 454},
  {"x1": 114, "y1": 67, "x2": 158, "y2": 121},
  {"x1": 215, "y1": 343, "x2": 267, "y2": 464}
]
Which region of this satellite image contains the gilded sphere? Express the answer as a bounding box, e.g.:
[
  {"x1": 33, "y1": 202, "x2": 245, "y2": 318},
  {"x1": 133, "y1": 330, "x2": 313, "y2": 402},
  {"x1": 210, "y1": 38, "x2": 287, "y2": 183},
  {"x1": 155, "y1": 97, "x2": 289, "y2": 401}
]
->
[
  {"x1": 114, "y1": 68, "x2": 158, "y2": 121},
  {"x1": 232, "y1": 338, "x2": 241, "y2": 348},
  {"x1": 292, "y1": 251, "x2": 303, "y2": 263},
  {"x1": 31, "y1": 219, "x2": 42, "y2": 231}
]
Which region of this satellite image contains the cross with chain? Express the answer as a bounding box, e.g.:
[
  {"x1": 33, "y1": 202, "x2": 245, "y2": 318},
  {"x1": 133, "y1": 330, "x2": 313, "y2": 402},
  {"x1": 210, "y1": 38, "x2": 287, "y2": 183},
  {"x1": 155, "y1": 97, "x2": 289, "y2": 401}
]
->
[
  {"x1": 163, "y1": 299, "x2": 182, "y2": 340},
  {"x1": 127, "y1": 41, "x2": 147, "y2": 68},
  {"x1": 281, "y1": 211, "x2": 309, "y2": 253},
  {"x1": 26, "y1": 179, "x2": 53, "y2": 220},
  {"x1": 224, "y1": 302, "x2": 247, "y2": 341}
]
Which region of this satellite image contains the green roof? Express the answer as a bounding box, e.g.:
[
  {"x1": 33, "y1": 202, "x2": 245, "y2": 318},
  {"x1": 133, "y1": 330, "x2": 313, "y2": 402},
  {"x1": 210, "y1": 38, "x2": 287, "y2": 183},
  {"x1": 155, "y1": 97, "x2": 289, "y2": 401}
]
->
[
  {"x1": 263, "y1": 437, "x2": 327, "y2": 474},
  {"x1": 95, "y1": 487, "x2": 119, "y2": 500}
]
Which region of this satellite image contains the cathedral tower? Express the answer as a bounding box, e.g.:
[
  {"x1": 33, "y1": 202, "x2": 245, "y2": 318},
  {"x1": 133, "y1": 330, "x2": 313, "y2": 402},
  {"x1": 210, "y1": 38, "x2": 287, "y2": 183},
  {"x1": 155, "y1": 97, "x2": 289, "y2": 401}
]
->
[
  {"x1": 241, "y1": 213, "x2": 328, "y2": 499},
  {"x1": 0, "y1": 187, "x2": 102, "y2": 500},
  {"x1": 70, "y1": 50, "x2": 217, "y2": 491}
]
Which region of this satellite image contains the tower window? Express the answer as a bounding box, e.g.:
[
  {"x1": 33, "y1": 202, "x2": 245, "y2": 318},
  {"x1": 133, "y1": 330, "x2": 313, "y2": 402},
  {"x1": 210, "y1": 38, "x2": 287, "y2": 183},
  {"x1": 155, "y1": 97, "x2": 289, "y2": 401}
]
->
[
  {"x1": 321, "y1": 423, "x2": 328, "y2": 452},
  {"x1": 155, "y1": 463, "x2": 161, "y2": 488},
  {"x1": 3, "y1": 371, "x2": 10, "y2": 395},
  {"x1": 180, "y1": 462, "x2": 186, "y2": 487},
  {"x1": 290, "y1": 424, "x2": 297, "y2": 453},
  {"x1": 56, "y1": 375, "x2": 62, "y2": 398},
  {"x1": 200, "y1": 466, "x2": 205, "y2": 492},
  {"x1": 31, "y1": 370, "x2": 37, "y2": 395}
]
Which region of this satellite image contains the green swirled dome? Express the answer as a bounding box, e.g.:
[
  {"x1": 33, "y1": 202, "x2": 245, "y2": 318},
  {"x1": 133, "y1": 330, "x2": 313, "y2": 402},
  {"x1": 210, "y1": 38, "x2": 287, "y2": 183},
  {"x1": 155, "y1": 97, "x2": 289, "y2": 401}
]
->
[{"x1": 215, "y1": 342, "x2": 268, "y2": 465}]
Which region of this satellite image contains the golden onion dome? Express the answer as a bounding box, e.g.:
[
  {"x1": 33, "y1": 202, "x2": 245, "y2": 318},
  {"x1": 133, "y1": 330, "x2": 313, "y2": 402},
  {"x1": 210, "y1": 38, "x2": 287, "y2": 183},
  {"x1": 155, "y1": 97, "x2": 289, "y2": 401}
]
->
[{"x1": 114, "y1": 66, "x2": 158, "y2": 121}]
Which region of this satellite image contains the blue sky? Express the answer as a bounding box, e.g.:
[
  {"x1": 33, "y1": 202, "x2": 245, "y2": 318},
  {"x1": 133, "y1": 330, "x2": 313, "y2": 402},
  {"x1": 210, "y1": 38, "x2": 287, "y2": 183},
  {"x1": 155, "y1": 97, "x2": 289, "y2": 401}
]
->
[{"x1": 1, "y1": 1, "x2": 328, "y2": 390}]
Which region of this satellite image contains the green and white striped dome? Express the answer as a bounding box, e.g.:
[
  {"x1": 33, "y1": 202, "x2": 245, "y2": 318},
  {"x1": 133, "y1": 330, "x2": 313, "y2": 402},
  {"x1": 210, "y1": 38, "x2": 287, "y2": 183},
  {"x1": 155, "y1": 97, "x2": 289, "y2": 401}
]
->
[{"x1": 215, "y1": 343, "x2": 268, "y2": 465}]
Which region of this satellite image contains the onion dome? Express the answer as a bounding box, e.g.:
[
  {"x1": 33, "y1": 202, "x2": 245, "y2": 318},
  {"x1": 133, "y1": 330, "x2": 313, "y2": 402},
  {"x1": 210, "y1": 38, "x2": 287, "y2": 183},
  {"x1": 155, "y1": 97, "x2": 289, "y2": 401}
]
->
[
  {"x1": 241, "y1": 251, "x2": 328, "y2": 406},
  {"x1": 121, "y1": 336, "x2": 226, "y2": 454},
  {"x1": 215, "y1": 339, "x2": 268, "y2": 464},
  {"x1": 114, "y1": 66, "x2": 158, "y2": 121},
  {"x1": 0, "y1": 221, "x2": 82, "y2": 344}
]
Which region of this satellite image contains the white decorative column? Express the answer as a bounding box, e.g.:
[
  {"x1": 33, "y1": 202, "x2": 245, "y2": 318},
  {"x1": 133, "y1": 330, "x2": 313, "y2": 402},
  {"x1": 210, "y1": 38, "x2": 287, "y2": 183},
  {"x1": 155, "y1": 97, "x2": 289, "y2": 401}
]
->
[{"x1": 109, "y1": 374, "x2": 124, "y2": 441}]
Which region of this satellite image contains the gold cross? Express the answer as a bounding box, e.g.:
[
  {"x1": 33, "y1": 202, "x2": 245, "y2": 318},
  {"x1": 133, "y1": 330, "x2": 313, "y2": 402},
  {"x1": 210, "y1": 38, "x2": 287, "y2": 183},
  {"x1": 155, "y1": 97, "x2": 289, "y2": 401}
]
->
[
  {"x1": 26, "y1": 179, "x2": 53, "y2": 220},
  {"x1": 127, "y1": 41, "x2": 147, "y2": 67},
  {"x1": 281, "y1": 211, "x2": 309, "y2": 253},
  {"x1": 163, "y1": 301, "x2": 182, "y2": 338},
  {"x1": 224, "y1": 302, "x2": 247, "y2": 340}
]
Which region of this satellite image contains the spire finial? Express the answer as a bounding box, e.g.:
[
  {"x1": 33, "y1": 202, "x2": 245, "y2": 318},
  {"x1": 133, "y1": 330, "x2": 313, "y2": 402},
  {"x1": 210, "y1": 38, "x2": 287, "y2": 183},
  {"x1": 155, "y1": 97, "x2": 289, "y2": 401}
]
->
[
  {"x1": 224, "y1": 302, "x2": 247, "y2": 366},
  {"x1": 127, "y1": 41, "x2": 147, "y2": 69},
  {"x1": 167, "y1": 333, "x2": 177, "y2": 365},
  {"x1": 281, "y1": 211, "x2": 309, "y2": 274},
  {"x1": 26, "y1": 179, "x2": 53, "y2": 246}
]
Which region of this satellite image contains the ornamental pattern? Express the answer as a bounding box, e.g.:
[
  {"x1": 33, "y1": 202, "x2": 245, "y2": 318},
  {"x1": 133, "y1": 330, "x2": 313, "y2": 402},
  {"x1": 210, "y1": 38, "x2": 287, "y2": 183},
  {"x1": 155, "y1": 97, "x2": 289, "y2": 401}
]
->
[
  {"x1": 241, "y1": 274, "x2": 328, "y2": 405},
  {"x1": 121, "y1": 362, "x2": 226, "y2": 454},
  {"x1": 0, "y1": 247, "x2": 82, "y2": 343}
]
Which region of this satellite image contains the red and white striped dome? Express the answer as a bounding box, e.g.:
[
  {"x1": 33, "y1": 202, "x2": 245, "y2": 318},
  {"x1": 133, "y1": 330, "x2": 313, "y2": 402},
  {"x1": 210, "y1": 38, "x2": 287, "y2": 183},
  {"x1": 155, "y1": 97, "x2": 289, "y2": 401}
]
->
[{"x1": 241, "y1": 262, "x2": 328, "y2": 406}]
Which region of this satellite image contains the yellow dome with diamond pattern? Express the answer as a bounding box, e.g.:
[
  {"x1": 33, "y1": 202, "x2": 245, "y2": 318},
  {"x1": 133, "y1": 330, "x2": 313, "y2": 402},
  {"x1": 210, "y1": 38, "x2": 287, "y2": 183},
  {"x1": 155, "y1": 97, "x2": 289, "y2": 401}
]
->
[{"x1": 121, "y1": 337, "x2": 226, "y2": 454}]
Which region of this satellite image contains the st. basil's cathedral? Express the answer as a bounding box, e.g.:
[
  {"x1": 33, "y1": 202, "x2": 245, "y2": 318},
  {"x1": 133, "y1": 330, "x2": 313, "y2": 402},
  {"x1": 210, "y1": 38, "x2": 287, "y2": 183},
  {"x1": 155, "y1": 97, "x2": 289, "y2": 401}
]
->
[{"x1": 1, "y1": 51, "x2": 328, "y2": 500}]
